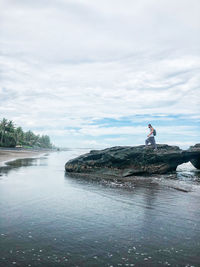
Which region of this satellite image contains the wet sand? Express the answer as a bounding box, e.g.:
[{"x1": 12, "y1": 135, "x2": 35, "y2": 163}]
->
[
  {"x1": 66, "y1": 172, "x2": 194, "y2": 193},
  {"x1": 0, "y1": 149, "x2": 45, "y2": 166}
]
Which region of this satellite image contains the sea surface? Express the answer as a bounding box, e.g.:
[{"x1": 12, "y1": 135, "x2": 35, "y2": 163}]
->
[{"x1": 0, "y1": 149, "x2": 200, "y2": 267}]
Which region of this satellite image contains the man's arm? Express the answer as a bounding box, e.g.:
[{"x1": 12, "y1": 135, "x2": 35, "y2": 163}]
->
[{"x1": 147, "y1": 128, "x2": 154, "y2": 137}]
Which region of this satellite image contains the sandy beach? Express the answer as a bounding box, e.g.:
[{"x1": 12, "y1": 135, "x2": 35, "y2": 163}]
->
[{"x1": 0, "y1": 149, "x2": 45, "y2": 166}]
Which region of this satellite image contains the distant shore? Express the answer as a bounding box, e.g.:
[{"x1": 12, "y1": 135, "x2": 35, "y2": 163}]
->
[{"x1": 0, "y1": 148, "x2": 52, "y2": 166}]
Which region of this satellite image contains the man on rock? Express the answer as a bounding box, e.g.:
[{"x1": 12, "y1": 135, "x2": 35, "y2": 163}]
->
[{"x1": 145, "y1": 124, "x2": 157, "y2": 150}]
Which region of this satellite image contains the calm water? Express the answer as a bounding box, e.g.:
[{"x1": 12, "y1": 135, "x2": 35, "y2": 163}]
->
[{"x1": 0, "y1": 150, "x2": 200, "y2": 267}]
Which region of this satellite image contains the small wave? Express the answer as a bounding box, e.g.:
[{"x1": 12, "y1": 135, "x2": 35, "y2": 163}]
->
[
  {"x1": 152, "y1": 170, "x2": 200, "y2": 193},
  {"x1": 176, "y1": 161, "x2": 197, "y2": 171}
]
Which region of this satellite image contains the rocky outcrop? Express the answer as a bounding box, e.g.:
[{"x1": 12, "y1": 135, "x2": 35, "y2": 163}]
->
[
  {"x1": 187, "y1": 144, "x2": 200, "y2": 169},
  {"x1": 65, "y1": 144, "x2": 200, "y2": 178}
]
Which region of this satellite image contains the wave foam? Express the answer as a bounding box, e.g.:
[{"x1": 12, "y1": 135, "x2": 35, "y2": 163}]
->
[{"x1": 176, "y1": 161, "x2": 197, "y2": 171}]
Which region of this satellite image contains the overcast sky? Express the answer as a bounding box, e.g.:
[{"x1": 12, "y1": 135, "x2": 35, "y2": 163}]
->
[{"x1": 0, "y1": 0, "x2": 200, "y2": 148}]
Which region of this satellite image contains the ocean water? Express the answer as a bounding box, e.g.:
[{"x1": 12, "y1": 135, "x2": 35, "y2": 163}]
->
[{"x1": 0, "y1": 150, "x2": 200, "y2": 267}]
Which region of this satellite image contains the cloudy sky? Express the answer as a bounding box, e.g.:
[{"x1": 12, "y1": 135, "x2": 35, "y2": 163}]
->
[{"x1": 0, "y1": 0, "x2": 200, "y2": 149}]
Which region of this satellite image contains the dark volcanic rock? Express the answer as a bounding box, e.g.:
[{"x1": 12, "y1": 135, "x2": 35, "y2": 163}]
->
[
  {"x1": 188, "y1": 144, "x2": 200, "y2": 169},
  {"x1": 65, "y1": 144, "x2": 200, "y2": 177}
]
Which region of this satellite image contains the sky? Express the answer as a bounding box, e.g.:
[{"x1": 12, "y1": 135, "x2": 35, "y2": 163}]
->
[{"x1": 0, "y1": 0, "x2": 200, "y2": 149}]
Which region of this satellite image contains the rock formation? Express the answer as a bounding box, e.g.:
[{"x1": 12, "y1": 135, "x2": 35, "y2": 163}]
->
[
  {"x1": 65, "y1": 144, "x2": 200, "y2": 178},
  {"x1": 187, "y1": 143, "x2": 200, "y2": 169}
]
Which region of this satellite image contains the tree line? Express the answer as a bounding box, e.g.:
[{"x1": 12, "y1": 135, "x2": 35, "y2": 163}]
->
[{"x1": 0, "y1": 118, "x2": 53, "y2": 149}]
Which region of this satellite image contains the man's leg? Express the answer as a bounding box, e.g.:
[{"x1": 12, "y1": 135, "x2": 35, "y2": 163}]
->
[
  {"x1": 151, "y1": 137, "x2": 157, "y2": 150},
  {"x1": 154, "y1": 139, "x2": 157, "y2": 150},
  {"x1": 145, "y1": 137, "x2": 150, "y2": 147}
]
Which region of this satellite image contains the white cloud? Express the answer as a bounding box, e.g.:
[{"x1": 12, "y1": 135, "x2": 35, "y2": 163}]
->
[{"x1": 0, "y1": 0, "x2": 200, "y2": 148}]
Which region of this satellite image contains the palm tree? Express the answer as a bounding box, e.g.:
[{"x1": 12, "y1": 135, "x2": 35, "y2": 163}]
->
[
  {"x1": 7, "y1": 120, "x2": 15, "y2": 134},
  {"x1": 0, "y1": 118, "x2": 8, "y2": 144},
  {"x1": 24, "y1": 130, "x2": 35, "y2": 146},
  {"x1": 0, "y1": 118, "x2": 52, "y2": 148},
  {"x1": 15, "y1": 127, "x2": 24, "y2": 145},
  {"x1": 3, "y1": 120, "x2": 16, "y2": 147}
]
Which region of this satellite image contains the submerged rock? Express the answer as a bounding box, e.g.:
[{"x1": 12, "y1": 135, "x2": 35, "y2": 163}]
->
[{"x1": 65, "y1": 144, "x2": 200, "y2": 178}]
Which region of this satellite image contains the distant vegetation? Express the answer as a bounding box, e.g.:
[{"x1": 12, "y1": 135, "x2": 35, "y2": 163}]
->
[{"x1": 0, "y1": 118, "x2": 53, "y2": 149}]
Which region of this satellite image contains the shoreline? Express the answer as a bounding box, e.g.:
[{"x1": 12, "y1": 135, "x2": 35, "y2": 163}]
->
[
  {"x1": 66, "y1": 172, "x2": 194, "y2": 193},
  {"x1": 0, "y1": 148, "x2": 52, "y2": 167}
]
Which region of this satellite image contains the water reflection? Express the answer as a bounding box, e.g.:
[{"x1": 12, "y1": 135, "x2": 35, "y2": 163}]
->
[
  {"x1": 64, "y1": 169, "x2": 200, "y2": 266},
  {"x1": 0, "y1": 157, "x2": 48, "y2": 177}
]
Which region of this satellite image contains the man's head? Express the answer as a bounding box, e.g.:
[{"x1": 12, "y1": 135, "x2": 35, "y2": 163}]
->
[{"x1": 148, "y1": 124, "x2": 152, "y2": 128}]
